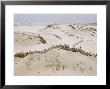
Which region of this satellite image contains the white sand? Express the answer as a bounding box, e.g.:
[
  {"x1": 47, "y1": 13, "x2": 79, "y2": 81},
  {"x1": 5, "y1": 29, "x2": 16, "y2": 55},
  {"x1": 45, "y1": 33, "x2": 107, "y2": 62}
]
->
[{"x1": 14, "y1": 23, "x2": 97, "y2": 76}]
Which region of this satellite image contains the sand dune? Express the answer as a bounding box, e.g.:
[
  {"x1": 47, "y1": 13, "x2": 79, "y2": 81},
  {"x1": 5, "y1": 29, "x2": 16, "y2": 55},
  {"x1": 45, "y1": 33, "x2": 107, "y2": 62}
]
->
[{"x1": 14, "y1": 23, "x2": 97, "y2": 76}]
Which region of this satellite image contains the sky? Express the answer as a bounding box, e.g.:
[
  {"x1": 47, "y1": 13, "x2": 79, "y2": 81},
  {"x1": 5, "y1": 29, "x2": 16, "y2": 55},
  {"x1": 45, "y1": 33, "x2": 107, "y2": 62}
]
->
[{"x1": 14, "y1": 14, "x2": 97, "y2": 24}]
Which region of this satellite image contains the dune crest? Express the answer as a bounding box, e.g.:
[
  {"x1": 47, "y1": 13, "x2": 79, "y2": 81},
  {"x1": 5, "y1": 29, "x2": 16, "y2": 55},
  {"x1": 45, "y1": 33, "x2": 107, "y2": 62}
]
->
[{"x1": 14, "y1": 23, "x2": 97, "y2": 76}]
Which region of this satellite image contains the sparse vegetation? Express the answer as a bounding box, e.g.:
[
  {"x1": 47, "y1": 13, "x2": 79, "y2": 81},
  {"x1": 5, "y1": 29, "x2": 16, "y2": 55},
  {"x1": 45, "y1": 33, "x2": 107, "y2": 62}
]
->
[
  {"x1": 69, "y1": 25, "x2": 75, "y2": 29},
  {"x1": 14, "y1": 44, "x2": 97, "y2": 58},
  {"x1": 68, "y1": 33, "x2": 74, "y2": 37},
  {"x1": 52, "y1": 27, "x2": 60, "y2": 29},
  {"x1": 52, "y1": 34, "x2": 61, "y2": 39},
  {"x1": 75, "y1": 40, "x2": 83, "y2": 45},
  {"x1": 14, "y1": 52, "x2": 28, "y2": 58},
  {"x1": 45, "y1": 24, "x2": 54, "y2": 29},
  {"x1": 38, "y1": 35, "x2": 46, "y2": 44},
  {"x1": 91, "y1": 34, "x2": 94, "y2": 36},
  {"x1": 14, "y1": 23, "x2": 97, "y2": 76}
]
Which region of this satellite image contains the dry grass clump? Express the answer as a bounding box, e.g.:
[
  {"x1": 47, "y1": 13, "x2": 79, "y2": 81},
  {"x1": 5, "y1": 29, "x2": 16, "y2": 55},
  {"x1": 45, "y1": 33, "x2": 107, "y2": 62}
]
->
[
  {"x1": 45, "y1": 24, "x2": 55, "y2": 29},
  {"x1": 14, "y1": 52, "x2": 28, "y2": 58},
  {"x1": 45, "y1": 58, "x2": 67, "y2": 71},
  {"x1": 69, "y1": 25, "x2": 75, "y2": 29},
  {"x1": 38, "y1": 35, "x2": 46, "y2": 44},
  {"x1": 52, "y1": 34, "x2": 61, "y2": 39}
]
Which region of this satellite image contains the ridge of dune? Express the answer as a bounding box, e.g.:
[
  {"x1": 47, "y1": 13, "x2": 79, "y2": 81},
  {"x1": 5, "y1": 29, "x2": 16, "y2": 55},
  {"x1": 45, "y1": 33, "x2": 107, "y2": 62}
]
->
[
  {"x1": 14, "y1": 23, "x2": 97, "y2": 54},
  {"x1": 14, "y1": 23, "x2": 97, "y2": 76},
  {"x1": 14, "y1": 44, "x2": 97, "y2": 58}
]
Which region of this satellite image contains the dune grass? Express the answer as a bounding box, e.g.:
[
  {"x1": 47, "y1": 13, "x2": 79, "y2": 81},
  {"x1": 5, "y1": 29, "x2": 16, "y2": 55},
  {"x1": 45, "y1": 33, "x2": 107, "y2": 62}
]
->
[{"x1": 14, "y1": 44, "x2": 97, "y2": 58}]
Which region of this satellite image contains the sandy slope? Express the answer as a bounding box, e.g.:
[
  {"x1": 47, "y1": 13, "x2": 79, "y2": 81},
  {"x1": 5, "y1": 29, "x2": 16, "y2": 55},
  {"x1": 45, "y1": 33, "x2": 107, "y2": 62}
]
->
[
  {"x1": 14, "y1": 48, "x2": 96, "y2": 76},
  {"x1": 14, "y1": 23, "x2": 97, "y2": 76}
]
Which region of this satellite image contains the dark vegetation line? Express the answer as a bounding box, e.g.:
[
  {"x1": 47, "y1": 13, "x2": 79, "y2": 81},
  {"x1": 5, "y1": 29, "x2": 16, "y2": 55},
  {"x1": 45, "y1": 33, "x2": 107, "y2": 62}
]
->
[
  {"x1": 15, "y1": 32, "x2": 46, "y2": 44},
  {"x1": 14, "y1": 44, "x2": 97, "y2": 58},
  {"x1": 69, "y1": 25, "x2": 75, "y2": 29},
  {"x1": 45, "y1": 24, "x2": 54, "y2": 29},
  {"x1": 52, "y1": 34, "x2": 61, "y2": 39},
  {"x1": 38, "y1": 35, "x2": 46, "y2": 44}
]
